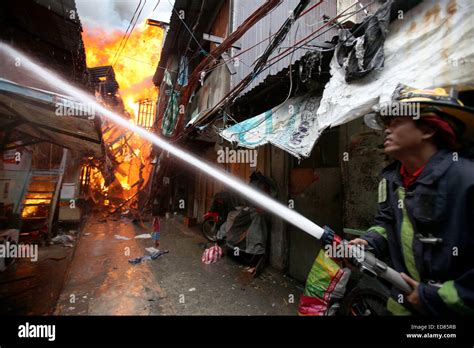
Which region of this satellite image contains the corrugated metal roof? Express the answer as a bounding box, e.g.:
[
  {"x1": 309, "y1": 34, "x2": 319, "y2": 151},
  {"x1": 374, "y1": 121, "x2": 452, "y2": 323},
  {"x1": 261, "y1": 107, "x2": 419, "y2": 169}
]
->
[
  {"x1": 230, "y1": 0, "x2": 337, "y2": 96},
  {"x1": 153, "y1": 0, "x2": 225, "y2": 86},
  {"x1": 0, "y1": 78, "x2": 103, "y2": 156}
]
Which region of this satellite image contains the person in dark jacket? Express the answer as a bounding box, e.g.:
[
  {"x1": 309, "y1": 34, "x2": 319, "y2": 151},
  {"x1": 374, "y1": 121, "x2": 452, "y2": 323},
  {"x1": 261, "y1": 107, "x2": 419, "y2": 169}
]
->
[{"x1": 351, "y1": 85, "x2": 474, "y2": 315}]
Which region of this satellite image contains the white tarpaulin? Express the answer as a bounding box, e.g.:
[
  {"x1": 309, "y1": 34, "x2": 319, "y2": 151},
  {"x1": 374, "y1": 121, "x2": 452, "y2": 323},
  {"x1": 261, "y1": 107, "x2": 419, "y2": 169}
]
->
[
  {"x1": 316, "y1": 0, "x2": 474, "y2": 129},
  {"x1": 222, "y1": 0, "x2": 473, "y2": 158},
  {"x1": 220, "y1": 95, "x2": 322, "y2": 158}
]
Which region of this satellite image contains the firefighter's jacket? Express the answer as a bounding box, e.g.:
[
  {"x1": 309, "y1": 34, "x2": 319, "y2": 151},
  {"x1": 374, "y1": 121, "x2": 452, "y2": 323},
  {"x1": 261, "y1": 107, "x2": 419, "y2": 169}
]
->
[{"x1": 362, "y1": 149, "x2": 474, "y2": 315}]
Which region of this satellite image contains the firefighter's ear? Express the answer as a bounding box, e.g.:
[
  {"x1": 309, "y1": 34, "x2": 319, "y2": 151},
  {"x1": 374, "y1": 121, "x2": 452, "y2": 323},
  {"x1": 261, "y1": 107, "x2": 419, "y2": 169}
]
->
[{"x1": 418, "y1": 123, "x2": 437, "y2": 141}]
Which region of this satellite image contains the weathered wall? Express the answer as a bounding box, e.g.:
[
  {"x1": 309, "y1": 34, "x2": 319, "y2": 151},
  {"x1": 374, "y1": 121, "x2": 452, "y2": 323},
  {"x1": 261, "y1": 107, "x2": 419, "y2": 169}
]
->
[
  {"x1": 268, "y1": 146, "x2": 289, "y2": 271},
  {"x1": 339, "y1": 118, "x2": 389, "y2": 231},
  {"x1": 287, "y1": 167, "x2": 342, "y2": 282},
  {"x1": 0, "y1": 148, "x2": 32, "y2": 213},
  {"x1": 191, "y1": 146, "x2": 226, "y2": 223},
  {"x1": 231, "y1": 0, "x2": 337, "y2": 95}
]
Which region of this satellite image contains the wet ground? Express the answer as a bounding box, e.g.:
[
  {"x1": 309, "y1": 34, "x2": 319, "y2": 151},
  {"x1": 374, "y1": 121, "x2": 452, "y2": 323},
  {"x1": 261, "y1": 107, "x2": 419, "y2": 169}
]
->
[
  {"x1": 55, "y1": 215, "x2": 302, "y2": 315},
  {"x1": 0, "y1": 232, "x2": 76, "y2": 315}
]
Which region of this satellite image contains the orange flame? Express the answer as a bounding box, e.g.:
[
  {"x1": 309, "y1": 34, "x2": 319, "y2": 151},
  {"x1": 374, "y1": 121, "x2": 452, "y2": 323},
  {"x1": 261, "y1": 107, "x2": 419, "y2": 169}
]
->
[
  {"x1": 82, "y1": 22, "x2": 164, "y2": 119},
  {"x1": 21, "y1": 192, "x2": 52, "y2": 218},
  {"x1": 81, "y1": 20, "x2": 163, "y2": 204}
]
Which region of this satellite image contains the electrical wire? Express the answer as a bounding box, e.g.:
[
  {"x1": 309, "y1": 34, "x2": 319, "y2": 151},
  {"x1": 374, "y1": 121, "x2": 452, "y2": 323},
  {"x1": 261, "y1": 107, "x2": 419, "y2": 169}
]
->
[
  {"x1": 186, "y1": 0, "x2": 376, "y2": 137},
  {"x1": 112, "y1": 0, "x2": 147, "y2": 68},
  {"x1": 260, "y1": 0, "x2": 377, "y2": 77},
  {"x1": 273, "y1": 22, "x2": 298, "y2": 112},
  {"x1": 202, "y1": 0, "x2": 368, "y2": 76},
  {"x1": 168, "y1": 0, "x2": 208, "y2": 55},
  {"x1": 202, "y1": 31, "x2": 279, "y2": 74},
  {"x1": 203, "y1": 6, "x2": 362, "y2": 76},
  {"x1": 176, "y1": 0, "x2": 317, "y2": 141},
  {"x1": 265, "y1": 1, "x2": 359, "y2": 66},
  {"x1": 219, "y1": 23, "x2": 300, "y2": 141},
  {"x1": 108, "y1": 0, "x2": 144, "y2": 73},
  {"x1": 170, "y1": 0, "x2": 284, "y2": 138}
]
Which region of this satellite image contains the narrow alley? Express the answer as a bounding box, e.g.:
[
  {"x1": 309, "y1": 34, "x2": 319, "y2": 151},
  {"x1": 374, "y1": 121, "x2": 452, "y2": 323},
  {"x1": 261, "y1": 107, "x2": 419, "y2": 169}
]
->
[
  {"x1": 1, "y1": 1, "x2": 474, "y2": 345},
  {"x1": 55, "y1": 215, "x2": 301, "y2": 315}
]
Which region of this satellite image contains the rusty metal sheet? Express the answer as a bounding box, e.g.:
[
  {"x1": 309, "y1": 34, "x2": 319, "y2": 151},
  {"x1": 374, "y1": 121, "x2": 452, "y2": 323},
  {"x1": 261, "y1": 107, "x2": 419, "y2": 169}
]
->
[{"x1": 230, "y1": 0, "x2": 338, "y2": 96}]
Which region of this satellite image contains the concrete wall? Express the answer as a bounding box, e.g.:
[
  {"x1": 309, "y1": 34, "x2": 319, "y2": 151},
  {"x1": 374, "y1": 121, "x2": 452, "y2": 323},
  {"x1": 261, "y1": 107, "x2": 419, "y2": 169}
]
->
[{"x1": 339, "y1": 118, "x2": 390, "y2": 231}]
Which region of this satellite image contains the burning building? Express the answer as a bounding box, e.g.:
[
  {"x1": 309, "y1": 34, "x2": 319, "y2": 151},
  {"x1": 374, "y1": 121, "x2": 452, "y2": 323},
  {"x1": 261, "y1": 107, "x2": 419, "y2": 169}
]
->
[{"x1": 79, "y1": 16, "x2": 165, "y2": 218}]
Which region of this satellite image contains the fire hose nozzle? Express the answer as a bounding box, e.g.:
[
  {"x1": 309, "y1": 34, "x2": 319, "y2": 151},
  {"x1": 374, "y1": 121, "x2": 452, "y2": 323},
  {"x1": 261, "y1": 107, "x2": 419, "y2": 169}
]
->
[
  {"x1": 322, "y1": 225, "x2": 342, "y2": 245},
  {"x1": 321, "y1": 226, "x2": 412, "y2": 294}
]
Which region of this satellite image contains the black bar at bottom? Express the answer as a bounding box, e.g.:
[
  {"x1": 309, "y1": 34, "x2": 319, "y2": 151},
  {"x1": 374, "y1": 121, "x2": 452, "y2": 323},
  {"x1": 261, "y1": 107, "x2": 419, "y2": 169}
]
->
[{"x1": 0, "y1": 316, "x2": 472, "y2": 345}]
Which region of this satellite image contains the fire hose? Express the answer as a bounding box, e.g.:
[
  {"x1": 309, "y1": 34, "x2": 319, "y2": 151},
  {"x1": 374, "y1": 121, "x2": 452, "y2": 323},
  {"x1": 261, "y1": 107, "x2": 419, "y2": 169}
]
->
[{"x1": 320, "y1": 226, "x2": 412, "y2": 294}]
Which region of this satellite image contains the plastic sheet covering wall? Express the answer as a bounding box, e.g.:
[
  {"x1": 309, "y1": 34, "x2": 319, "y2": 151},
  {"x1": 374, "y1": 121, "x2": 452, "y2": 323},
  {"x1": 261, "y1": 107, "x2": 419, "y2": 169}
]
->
[
  {"x1": 316, "y1": 0, "x2": 474, "y2": 131},
  {"x1": 220, "y1": 95, "x2": 322, "y2": 158}
]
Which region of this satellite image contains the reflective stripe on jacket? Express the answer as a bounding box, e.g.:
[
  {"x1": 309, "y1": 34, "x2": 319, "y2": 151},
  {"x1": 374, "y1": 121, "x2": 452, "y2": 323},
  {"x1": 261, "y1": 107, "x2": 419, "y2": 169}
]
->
[{"x1": 362, "y1": 149, "x2": 474, "y2": 315}]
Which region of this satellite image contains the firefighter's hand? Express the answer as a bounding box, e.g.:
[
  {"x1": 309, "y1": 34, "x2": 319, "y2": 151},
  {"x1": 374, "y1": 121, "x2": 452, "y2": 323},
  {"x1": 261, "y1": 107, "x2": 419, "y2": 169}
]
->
[
  {"x1": 348, "y1": 238, "x2": 368, "y2": 246},
  {"x1": 344, "y1": 239, "x2": 368, "y2": 271},
  {"x1": 401, "y1": 273, "x2": 423, "y2": 312}
]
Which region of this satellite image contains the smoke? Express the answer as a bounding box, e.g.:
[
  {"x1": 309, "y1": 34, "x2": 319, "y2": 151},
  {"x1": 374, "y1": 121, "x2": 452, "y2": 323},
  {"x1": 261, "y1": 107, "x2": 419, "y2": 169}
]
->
[{"x1": 76, "y1": 0, "x2": 174, "y2": 30}]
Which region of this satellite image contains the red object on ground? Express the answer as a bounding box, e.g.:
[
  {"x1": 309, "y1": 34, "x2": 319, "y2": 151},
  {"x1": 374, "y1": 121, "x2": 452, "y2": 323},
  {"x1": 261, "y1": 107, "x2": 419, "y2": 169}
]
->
[{"x1": 201, "y1": 244, "x2": 223, "y2": 264}]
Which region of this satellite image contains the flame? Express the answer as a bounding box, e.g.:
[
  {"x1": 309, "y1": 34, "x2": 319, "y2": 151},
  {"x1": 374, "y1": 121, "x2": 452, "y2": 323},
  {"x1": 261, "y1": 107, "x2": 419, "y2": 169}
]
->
[
  {"x1": 82, "y1": 22, "x2": 163, "y2": 120},
  {"x1": 81, "y1": 20, "x2": 163, "y2": 206},
  {"x1": 21, "y1": 193, "x2": 51, "y2": 218}
]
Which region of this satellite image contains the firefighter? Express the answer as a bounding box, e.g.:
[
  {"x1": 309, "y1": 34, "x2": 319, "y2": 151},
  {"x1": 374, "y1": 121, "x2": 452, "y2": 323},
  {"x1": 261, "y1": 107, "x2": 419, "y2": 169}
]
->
[{"x1": 351, "y1": 85, "x2": 474, "y2": 315}]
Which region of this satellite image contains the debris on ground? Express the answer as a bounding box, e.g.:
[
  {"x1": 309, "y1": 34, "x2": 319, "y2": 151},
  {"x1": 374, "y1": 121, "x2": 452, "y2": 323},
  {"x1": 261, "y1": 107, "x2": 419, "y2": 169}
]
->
[
  {"x1": 134, "y1": 233, "x2": 152, "y2": 239},
  {"x1": 51, "y1": 234, "x2": 75, "y2": 247},
  {"x1": 201, "y1": 244, "x2": 223, "y2": 264},
  {"x1": 114, "y1": 234, "x2": 131, "y2": 240},
  {"x1": 128, "y1": 250, "x2": 169, "y2": 265},
  {"x1": 145, "y1": 247, "x2": 160, "y2": 254},
  {"x1": 188, "y1": 288, "x2": 196, "y2": 292}
]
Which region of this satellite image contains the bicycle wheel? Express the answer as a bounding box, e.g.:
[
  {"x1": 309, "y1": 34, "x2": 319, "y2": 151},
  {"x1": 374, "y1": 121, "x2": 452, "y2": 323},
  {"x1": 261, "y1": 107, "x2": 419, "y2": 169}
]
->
[
  {"x1": 340, "y1": 286, "x2": 389, "y2": 316},
  {"x1": 201, "y1": 218, "x2": 218, "y2": 242}
]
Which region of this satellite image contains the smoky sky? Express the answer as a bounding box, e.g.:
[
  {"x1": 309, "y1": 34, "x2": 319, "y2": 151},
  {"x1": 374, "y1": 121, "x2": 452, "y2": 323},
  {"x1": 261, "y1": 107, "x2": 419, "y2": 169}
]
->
[{"x1": 76, "y1": 0, "x2": 174, "y2": 30}]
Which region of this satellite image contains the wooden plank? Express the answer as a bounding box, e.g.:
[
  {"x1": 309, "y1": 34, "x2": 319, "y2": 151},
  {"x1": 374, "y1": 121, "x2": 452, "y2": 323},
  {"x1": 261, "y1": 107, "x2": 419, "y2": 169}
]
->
[
  {"x1": 221, "y1": 52, "x2": 236, "y2": 75},
  {"x1": 202, "y1": 33, "x2": 241, "y2": 49}
]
